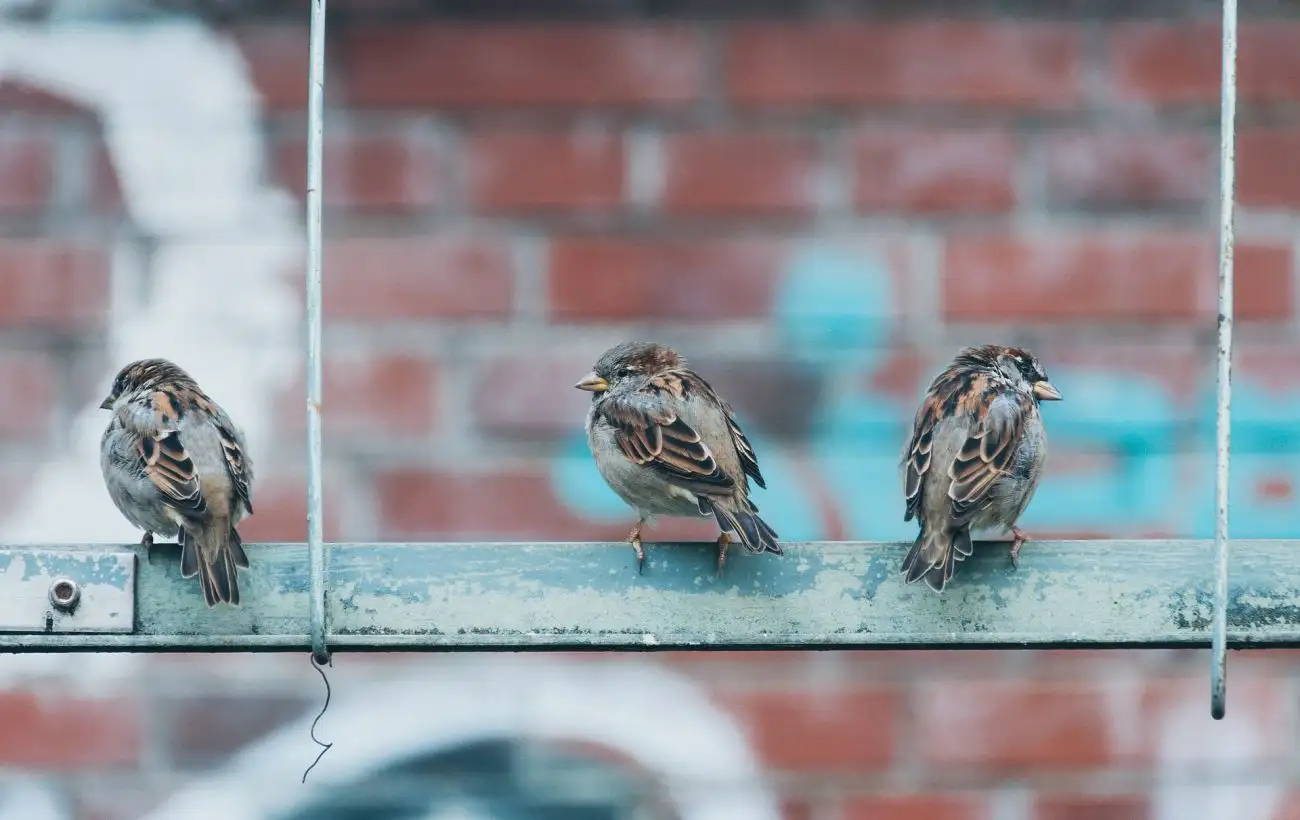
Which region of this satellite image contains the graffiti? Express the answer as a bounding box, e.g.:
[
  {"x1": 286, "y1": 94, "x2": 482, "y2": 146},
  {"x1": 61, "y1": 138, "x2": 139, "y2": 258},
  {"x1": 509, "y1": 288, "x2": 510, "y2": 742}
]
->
[
  {"x1": 0, "y1": 5, "x2": 298, "y2": 682},
  {"x1": 140, "y1": 658, "x2": 784, "y2": 820}
]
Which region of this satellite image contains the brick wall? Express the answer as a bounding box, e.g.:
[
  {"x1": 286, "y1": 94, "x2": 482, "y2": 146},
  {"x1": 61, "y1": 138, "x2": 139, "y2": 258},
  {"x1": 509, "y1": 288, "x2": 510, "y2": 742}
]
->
[{"x1": 2, "y1": 3, "x2": 1300, "y2": 819}]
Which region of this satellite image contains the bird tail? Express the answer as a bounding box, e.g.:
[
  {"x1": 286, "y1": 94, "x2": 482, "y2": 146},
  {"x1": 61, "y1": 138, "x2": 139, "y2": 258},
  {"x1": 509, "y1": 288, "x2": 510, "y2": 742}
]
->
[
  {"x1": 902, "y1": 526, "x2": 973, "y2": 593},
  {"x1": 710, "y1": 499, "x2": 781, "y2": 556},
  {"x1": 180, "y1": 520, "x2": 245, "y2": 607}
]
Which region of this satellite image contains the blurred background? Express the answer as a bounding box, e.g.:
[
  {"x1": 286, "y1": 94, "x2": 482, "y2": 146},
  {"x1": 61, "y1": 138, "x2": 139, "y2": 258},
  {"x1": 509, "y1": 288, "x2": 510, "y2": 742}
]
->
[{"x1": 0, "y1": 0, "x2": 1298, "y2": 818}]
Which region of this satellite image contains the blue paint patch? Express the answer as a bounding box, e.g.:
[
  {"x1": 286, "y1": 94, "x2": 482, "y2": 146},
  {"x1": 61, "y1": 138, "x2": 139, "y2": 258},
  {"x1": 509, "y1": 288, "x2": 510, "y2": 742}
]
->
[
  {"x1": 549, "y1": 430, "x2": 636, "y2": 521},
  {"x1": 809, "y1": 392, "x2": 914, "y2": 540},
  {"x1": 1046, "y1": 368, "x2": 1182, "y2": 452},
  {"x1": 731, "y1": 432, "x2": 825, "y2": 543},
  {"x1": 1196, "y1": 376, "x2": 1300, "y2": 453},
  {"x1": 1186, "y1": 453, "x2": 1300, "y2": 539},
  {"x1": 1021, "y1": 455, "x2": 1179, "y2": 531},
  {"x1": 773, "y1": 244, "x2": 894, "y2": 367}
]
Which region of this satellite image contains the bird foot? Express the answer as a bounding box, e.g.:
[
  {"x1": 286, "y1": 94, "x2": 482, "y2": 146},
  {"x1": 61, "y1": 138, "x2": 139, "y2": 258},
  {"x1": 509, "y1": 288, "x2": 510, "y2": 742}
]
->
[
  {"x1": 627, "y1": 521, "x2": 646, "y2": 575},
  {"x1": 141, "y1": 532, "x2": 160, "y2": 565},
  {"x1": 1008, "y1": 526, "x2": 1027, "y2": 570},
  {"x1": 715, "y1": 532, "x2": 731, "y2": 580}
]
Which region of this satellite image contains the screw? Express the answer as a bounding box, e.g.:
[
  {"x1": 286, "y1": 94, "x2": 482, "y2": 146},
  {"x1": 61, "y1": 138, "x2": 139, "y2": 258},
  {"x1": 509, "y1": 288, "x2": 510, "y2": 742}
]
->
[{"x1": 49, "y1": 578, "x2": 80, "y2": 614}]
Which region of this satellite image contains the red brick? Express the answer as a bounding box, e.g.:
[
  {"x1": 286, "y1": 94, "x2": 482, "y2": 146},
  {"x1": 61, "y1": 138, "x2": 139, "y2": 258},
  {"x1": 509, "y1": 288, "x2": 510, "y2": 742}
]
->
[
  {"x1": 92, "y1": 137, "x2": 124, "y2": 213},
  {"x1": 232, "y1": 26, "x2": 309, "y2": 109},
  {"x1": 1107, "y1": 23, "x2": 1300, "y2": 104},
  {"x1": 0, "y1": 82, "x2": 88, "y2": 115},
  {"x1": 236, "y1": 476, "x2": 342, "y2": 543},
  {"x1": 340, "y1": 26, "x2": 704, "y2": 108},
  {"x1": 374, "y1": 469, "x2": 602, "y2": 539},
  {"x1": 1034, "y1": 795, "x2": 1149, "y2": 820},
  {"x1": 726, "y1": 689, "x2": 896, "y2": 772},
  {"x1": 917, "y1": 681, "x2": 1111, "y2": 769},
  {"x1": 1234, "y1": 346, "x2": 1300, "y2": 391},
  {"x1": 275, "y1": 132, "x2": 441, "y2": 211},
  {"x1": 1274, "y1": 793, "x2": 1300, "y2": 820},
  {"x1": 1133, "y1": 676, "x2": 1289, "y2": 764},
  {"x1": 277, "y1": 354, "x2": 438, "y2": 436},
  {"x1": 1236, "y1": 244, "x2": 1295, "y2": 322},
  {"x1": 941, "y1": 235, "x2": 1291, "y2": 324},
  {"x1": 660, "y1": 132, "x2": 819, "y2": 215},
  {"x1": 0, "y1": 241, "x2": 111, "y2": 329},
  {"x1": 781, "y1": 797, "x2": 815, "y2": 820},
  {"x1": 0, "y1": 352, "x2": 57, "y2": 438},
  {"x1": 548, "y1": 238, "x2": 783, "y2": 321},
  {"x1": 1239, "y1": 129, "x2": 1300, "y2": 208},
  {"x1": 466, "y1": 129, "x2": 624, "y2": 213},
  {"x1": 853, "y1": 128, "x2": 1016, "y2": 214},
  {"x1": 845, "y1": 795, "x2": 988, "y2": 820},
  {"x1": 324, "y1": 238, "x2": 514, "y2": 320},
  {"x1": 727, "y1": 23, "x2": 1082, "y2": 107},
  {"x1": 0, "y1": 129, "x2": 54, "y2": 211},
  {"x1": 471, "y1": 354, "x2": 594, "y2": 440},
  {"x1": 1042, "y1": 131, "x2": 1212, "y2": 208},
  {"x1": 157, "y1": 693, "x2": 311, "y2": 767},
  {"x1": 0, "y1": 692, "x2": 140, "y2": 768}
]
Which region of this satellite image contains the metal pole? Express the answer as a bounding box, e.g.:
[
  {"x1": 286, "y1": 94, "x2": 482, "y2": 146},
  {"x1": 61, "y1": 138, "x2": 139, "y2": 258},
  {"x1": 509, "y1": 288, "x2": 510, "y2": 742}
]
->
[
  {"x1": 1210, "y1": 0, "x2": 1238, "y2": 721},
  {"x1": 305, "y1": 0, "x2": 330, "y2": 667}
]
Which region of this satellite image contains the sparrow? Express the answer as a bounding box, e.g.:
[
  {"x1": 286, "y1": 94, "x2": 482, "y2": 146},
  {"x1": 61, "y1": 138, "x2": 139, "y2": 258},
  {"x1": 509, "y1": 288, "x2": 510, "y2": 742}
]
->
[
  {"x1": 576, "y1": 341, "x2": 781, "y2": 577},
  {"x1": 901, "y1": 344, "x2": 1062, "y2": 593},
  {"x1": 99, "y1": 358, "x2": 255, "y2": 607}
]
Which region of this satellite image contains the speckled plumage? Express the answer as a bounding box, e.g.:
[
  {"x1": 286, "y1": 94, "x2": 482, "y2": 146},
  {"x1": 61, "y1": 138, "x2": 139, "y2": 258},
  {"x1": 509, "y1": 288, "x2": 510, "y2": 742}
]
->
[
  {"x1": 901, "y1": 344, "x2": 1061, "y2": 593},
  {"x1": 100, "y1": 358, "x2": 254, "y2": 607},
  {"x1": 577, "y1": 341, "x2": 779, "y2": 576}
]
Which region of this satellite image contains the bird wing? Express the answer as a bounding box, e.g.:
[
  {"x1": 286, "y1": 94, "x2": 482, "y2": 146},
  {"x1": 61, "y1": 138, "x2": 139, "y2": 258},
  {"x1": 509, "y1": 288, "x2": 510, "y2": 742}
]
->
[
  {"x1": 904, "y1": 371, "x2": 1031, "y2": 526},
  {"x1": 689, "y1": 373, "x2": 766, "y2": 490},
  {"x1": 597, "y1": 370, "x2": 737, "y2": 498},
  {"x1": 194, "y1": 395, "x2": 254, "y2": 516},
  {"x1": 130, "y1": 390, "x2": 209, "y2": 522},
  {"x1": 946, "y1": 391, "x2": 1032, "y2": 526}
]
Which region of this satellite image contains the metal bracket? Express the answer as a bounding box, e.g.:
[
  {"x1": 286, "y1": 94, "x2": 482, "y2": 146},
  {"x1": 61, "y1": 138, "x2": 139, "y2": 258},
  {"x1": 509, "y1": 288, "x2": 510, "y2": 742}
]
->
[{"x1": 0, "y1": 549, "x2": 135, "y2": 634}]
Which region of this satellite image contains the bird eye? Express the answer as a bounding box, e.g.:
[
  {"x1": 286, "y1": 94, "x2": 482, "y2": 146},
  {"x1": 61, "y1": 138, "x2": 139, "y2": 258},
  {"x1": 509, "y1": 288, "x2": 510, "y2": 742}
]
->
[{"x1": 617, "y1": 367, "x2": 633, "y2": 378}]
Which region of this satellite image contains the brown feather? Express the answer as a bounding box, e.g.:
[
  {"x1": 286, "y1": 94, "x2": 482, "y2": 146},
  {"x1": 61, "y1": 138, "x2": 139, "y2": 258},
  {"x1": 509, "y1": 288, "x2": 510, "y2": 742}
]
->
[{"x1": 602, "y1": 371, "x2": 736, "y2": 496}]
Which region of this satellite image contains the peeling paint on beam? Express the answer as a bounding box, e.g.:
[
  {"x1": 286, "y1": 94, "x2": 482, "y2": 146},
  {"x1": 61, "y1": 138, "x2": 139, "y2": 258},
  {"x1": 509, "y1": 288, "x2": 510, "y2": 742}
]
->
[{"x1": 0, "y1": 540, "x2": 1297, "y2": 652}]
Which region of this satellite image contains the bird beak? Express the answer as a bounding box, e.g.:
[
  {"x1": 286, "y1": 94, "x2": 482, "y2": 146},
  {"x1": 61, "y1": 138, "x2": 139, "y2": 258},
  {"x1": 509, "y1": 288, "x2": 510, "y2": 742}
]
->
[
  {"x1": 98, "y1": 396, "x2": 114, "y2": 410},
  {"x1": 574, "y1": 372, "x2": 609, "y2": 393},
  {"x1": 1032, "y1": 380, "x2": 1063, "y2": 401}
]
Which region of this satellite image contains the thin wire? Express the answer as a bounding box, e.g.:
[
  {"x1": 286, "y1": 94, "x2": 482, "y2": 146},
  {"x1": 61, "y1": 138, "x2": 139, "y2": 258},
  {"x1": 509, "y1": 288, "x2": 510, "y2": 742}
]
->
[
  {"x1": 1210, "y1": 0, "x2": 1238, "y2": 722},
  {"x1": 302, "y1": 653, "x2": 335, "y2": 783},
  {"x1": 305, "y1": 0, "x2": 330, "y2": 667}
]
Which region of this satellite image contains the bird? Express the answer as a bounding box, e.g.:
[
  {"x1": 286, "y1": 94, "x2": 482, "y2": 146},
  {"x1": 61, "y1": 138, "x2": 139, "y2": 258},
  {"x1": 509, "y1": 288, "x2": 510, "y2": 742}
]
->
[
  {"x1": 900, "y1": 344, "x2": 1062, "y2": 593},
  {"x1": 99, "y1": 358, "x2": 255, "y2": 606},
  {"x1": 575, "y1": 341, "x2": 780, "y2": 577}
]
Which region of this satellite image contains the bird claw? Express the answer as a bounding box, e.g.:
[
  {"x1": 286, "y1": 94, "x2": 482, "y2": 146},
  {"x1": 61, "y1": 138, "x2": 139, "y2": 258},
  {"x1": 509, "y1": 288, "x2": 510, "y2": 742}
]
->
[
  {"x1": 141, "y1": 532, "x2": 159, "y2": 565},
  {"x1": 1008, "y1": 527, "x2": 1027, "y2": 571},
  {"x1": 627, "y1": 521, "x2": 646, "y2": 576},
  {"x1": 715, "y1": 532, "x2": 731, "y2": 580}
]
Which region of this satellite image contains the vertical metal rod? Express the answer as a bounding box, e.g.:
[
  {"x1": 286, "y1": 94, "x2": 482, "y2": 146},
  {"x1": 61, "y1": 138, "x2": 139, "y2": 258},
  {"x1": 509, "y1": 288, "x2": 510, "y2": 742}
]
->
[
  {"x1": 306, "y1": 0, "x2": 330, "y2": 667},
  {"x1": 1210, "y1": 0, "x2": 1238, "y2": 721}
]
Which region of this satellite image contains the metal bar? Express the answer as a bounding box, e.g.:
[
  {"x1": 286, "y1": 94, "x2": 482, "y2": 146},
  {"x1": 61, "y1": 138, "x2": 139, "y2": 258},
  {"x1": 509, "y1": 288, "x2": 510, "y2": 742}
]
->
[
  {"x1": 0, "y1": 540, "x2": 1295, "y2": 651},
  {"x1": 304, "y1": 0, "x2": 330, "y2": 667},
  {"x1": 1211, "y1": 0, "x2": 1238, "y2": 721}
]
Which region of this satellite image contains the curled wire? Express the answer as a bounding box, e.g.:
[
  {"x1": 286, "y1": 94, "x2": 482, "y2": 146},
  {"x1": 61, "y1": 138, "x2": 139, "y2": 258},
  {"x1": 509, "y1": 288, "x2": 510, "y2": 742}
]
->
[{"x1": 301, "y1": 652, "x2": 335, "y2": 784}]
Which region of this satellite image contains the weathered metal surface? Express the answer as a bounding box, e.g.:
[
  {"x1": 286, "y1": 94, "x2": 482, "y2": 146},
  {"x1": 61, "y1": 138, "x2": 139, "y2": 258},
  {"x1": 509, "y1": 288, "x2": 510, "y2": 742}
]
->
[
  {"x1": 0, "y1": 540, "x2": 1295, "y2": 651},
  {"x1": 0, "y1": 549, "x2": 135, "y2": 634}
]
